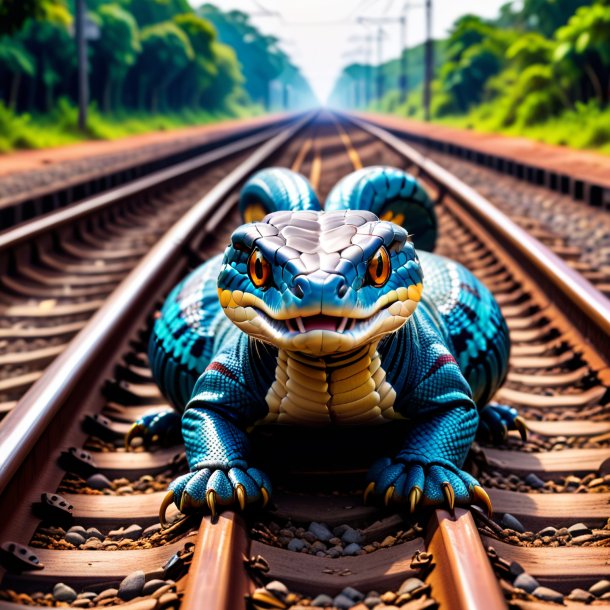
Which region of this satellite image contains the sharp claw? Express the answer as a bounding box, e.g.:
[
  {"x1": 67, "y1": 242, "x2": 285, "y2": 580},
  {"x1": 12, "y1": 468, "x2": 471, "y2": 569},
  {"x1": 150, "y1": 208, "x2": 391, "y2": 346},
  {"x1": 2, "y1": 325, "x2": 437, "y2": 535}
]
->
[
  {"x1": 442, "y1": 482, "x2": 455, "y2": 511},
  {"x1": 206, "y1": 490, "x2": 217, "y2": 520},
  {"x1": 260, "y1": 486, "x2": 270, "y2": 508},
  {"x1": 363, "y1": 481, "x2": 375, "y2": 504},
  {"x1": 409, "y1": 486, "x2": 422, "y2": 513},
  {"x1": 514, "y1": 416, "x2": 528, "y2": 442},
  {"x1": 235, "y1": 484, "x2": 246, "y2": 511},
  {"x1": 125, "y1": 423, "x2": 144, "y2": 451},
  {"x1": 384, "y1": 485, "x2": 395, "y2": 506},
  {"x1": 473, "y1": 485, "x2": 493, "y2": 518},
  {"x1": 159, "y1": 490, "x2": 175, "y2": 528}
]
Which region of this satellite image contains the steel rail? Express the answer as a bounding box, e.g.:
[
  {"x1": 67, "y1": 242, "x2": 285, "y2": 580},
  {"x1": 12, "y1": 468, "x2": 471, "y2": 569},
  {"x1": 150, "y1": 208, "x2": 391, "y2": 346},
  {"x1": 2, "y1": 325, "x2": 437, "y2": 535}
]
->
[
  {"x1": 0, "y1": 121, "x2": 295, "y2": 254},
  {"x1": 0, "y1": 112, "x2": 314, "y2": 496},
  {"x1": 427, "y1": 510, "x2": 506, "y2": 610},
  {"x1": 182, "y1": 513, "x2": 250, "y2": 610},
  {"x1": 346, "y1": 113, "x2": 610, "y2": 362}
]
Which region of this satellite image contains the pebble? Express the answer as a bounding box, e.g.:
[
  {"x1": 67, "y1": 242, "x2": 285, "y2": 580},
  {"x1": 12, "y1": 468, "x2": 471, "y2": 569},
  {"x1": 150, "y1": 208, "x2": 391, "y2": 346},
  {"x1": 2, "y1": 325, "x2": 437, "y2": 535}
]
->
[
  {"x1": 67, "y1": 526, "x2": 87, "y2": 536},
  {"x1": 333, "y1": 593, "x2": 356, "y2": 609},
  {"x1": 537, "y1": 526, "x2": 557, "y2": 537},
  {"x1": 572, "y1": 534, "x2": 594, "y2": 544},
  {"x1": 501, "y1": 513, "x2": 525, "y2": 533},
  {"x1": 327, "y1": 547, "x2": 342, "y2": 558},
  {"x1": 287, "y1": 538, "x2": 307, "y2": 552},
  {"x1": 398, "y1": 577, "x2": 425, "y2": 595},
  {"x1": 513, "y1": 573, "x2": 539, "y2": 593},
  {"x1": 308, "y1": 522, "x2": 333, "y2": 542},
  {"x1": 509, "y1": 561, "x2": 524, "y2": 577},
  {"x1": 567, "y1": 588, "x2": 595, "y2": 603},
  {"x1": 341, "y1": 527, "x2": 364, "y2": 545},
  {"x1": 590, "y1": 580, "x2": 610, "y2": 596},
  {"x1": 567, "y1": 523, "x2": 592, "y2": 537},
  {"x1": 53, "y1": 583, "x2": 77, "y2": 603},
  {"x1": 343, "y1": 543, "x2": 362, "y2": 556},
  {"x1": 82, "y1": 538, "x2": 103, "y2": 550},
  {"x1": 142, "y1": 523, "x2": 162, "y2": 538},
  {"x1": 77, "y1": 593, "x2": 97, "y2": 600},
  {"x1": 364, "y1": 596, "x2": 381, "y2": 608},
  {"x1": 524, "y1": 473, "x2": 545, "y2": 489},
  {"x1": 118, "y1": 570, "x2": 145, "y2": 601},
  {"x1": 142, "y1": 580, "x2": 167, "y2": 596},
  {"x1": 341, "y1": 587, "x2": 364, "y2": 602},
  {"x1": 109, "y1": 524, "x2": 143, "y2": 541},
  {"x1": 86, "y1": 473, "x2": 113, "y2": 490},
  {"x1": 311, "y1": 541, "x2": 327, "y2": 553},
  {"x1": 65, "y1": 532, "x2": 86, "y2": 546},
  {"x1": 266, "y1": 581, "x2": 288, "y2": 601},
  {"x1": 312, "y1": 593, "x2": 333, "y2": 607},
  {"x1": 533, "y1": 586, "x2": 564, "y2": 603},
  {"x1": 71, "y1": 600, "x2": 92, "y2": 608},
  {"x1": 94, "y1": 588, "x2": 118, "y2": 603},
  {"x1": 86, "y1": 527, "x2": 104, "y2": 541},
  {"x1": 333, "y1": 524, "x2": 350, "y2": 537}
]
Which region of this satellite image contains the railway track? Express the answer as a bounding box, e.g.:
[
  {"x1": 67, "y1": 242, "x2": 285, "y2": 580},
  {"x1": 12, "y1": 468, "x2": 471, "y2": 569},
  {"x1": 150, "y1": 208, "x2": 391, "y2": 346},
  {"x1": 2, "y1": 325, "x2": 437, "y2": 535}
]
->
[
  {"x1": 383, "y1": 133, "x2": 610, "y2": 301},
  {"x1": 0, "y1": 117, "x2": 309, "y2": 415},
  {"x1": 0, "y1": 112, "x2": 608, "y2": 610}
]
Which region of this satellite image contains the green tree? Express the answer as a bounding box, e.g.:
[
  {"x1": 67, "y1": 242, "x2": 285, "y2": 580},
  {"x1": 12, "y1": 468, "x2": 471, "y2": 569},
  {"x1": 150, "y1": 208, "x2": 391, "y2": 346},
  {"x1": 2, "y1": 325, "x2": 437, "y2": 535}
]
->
[
  {"x1": 125, "y1": 0, "x2": 191, "y2": 27},
  {"x1": 204, "y1": 41, "x2": 243, "y2": 109},
  {"x1": 135, "y1": 21, "x2": 194, "y2": 112},
  {"x1": 172, "y1": 13, "x2": 217, "y2": 108},
  {"x1": 0, "y1": 38, "x2": 34, "y2": 108},
  {"x1": 554, "y1": 3, "x2": 610, "y2": 104},
  {"x1": 439, "y1": 15, "x2": 513, "y2": 113},
  {"x1": 0, "y1": 0, "x2": 69, "y2": 36},
  {"x1": 17, "y1": 11, "x2": 74, "y2": 111},
  {"x1": 93, "y1": 4, "x2": 140, "y2": 112}
]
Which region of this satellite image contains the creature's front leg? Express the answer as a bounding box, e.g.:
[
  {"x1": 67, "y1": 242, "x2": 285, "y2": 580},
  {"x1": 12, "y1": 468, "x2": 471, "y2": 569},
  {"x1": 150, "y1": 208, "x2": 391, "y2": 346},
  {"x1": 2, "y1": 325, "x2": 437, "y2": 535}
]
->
[
  {"x1": 365, "y1": 404, "x2": 492, "y2": 515},
  {"x1": 160, "y1": 407, "x2": 271, "y2": 524}
]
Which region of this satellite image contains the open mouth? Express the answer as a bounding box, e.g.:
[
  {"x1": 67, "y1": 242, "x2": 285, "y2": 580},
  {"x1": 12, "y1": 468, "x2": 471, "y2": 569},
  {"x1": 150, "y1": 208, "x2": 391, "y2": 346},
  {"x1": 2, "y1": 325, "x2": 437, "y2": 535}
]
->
[{"x1": 285, "y1": 314, "x2": 357, "y2": 334}]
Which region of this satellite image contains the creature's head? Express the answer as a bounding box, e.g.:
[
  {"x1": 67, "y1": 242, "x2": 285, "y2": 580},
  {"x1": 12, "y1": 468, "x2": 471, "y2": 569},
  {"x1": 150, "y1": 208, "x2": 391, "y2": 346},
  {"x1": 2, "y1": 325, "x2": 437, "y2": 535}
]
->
[{"x1": 218, "y1": 167, "x2": 431, "y2": 357}]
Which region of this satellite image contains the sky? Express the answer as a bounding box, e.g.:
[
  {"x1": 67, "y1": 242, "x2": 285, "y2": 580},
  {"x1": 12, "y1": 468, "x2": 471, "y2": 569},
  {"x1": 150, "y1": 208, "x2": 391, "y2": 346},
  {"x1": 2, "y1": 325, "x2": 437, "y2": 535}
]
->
[{"x1": 194, "y1": 0, "x2": 509, "y2": 103}]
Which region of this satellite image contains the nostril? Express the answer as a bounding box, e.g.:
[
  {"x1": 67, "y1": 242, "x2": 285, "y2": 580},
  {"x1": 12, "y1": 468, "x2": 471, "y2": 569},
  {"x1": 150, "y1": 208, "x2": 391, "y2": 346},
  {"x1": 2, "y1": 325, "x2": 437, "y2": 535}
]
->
[
  {"x1": 292, "y1": 284, "x2": 305, "y2": 299},
  {"x1": 337, "y1": 283, "x2": 348, "y2": 298}
]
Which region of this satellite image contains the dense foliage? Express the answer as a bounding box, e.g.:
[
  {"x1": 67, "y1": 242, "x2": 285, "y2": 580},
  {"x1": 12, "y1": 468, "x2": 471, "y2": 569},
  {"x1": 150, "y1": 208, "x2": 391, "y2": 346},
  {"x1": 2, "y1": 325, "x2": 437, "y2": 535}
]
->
[
  {"x1": 330, "y1": 0, "x2": 610, "y2": 151},
  {"x1": 0, "y1": 0, "x2": 315, "y2": 148}
]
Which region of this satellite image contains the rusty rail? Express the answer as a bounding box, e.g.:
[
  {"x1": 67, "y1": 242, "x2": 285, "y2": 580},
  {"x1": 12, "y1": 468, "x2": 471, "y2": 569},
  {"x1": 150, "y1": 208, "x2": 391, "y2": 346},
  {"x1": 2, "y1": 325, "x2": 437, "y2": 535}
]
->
[
  {"x1": 0, "y1": 123, "x2": 289, "y2": 254},
  {"x1": 346, "y1": 113, "x2": 610, "y2": 363},
  {"x1": 182, "y1": 513, "x2": 251, "y2": 610},
  {"x1": 427, "y1": 509, "x2": 506, "y2": 610}
]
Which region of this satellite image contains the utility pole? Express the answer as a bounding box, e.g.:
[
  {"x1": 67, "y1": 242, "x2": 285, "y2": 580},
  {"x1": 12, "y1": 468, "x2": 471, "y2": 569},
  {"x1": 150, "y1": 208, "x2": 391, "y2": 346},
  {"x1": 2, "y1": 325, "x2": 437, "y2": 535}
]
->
[
  {"x1": 75, "y1": 0, "x2": 88, "y2": 131},
  {"x1": 376, "y1": 26, "x2": 384, "y2": 104},
  {"x1": 399, "y1": 15, "x2": 408, "y2": 103},
  {"x1": 424, "y1": 0, "x2": 433, "y2": 121}
]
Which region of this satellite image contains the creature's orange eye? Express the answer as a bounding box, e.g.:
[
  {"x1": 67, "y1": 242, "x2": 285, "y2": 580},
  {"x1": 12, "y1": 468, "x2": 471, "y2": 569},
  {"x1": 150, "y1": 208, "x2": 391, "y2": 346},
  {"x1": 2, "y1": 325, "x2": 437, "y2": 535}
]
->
[
  {"x1": 367, "y1": 247, "x2": 391, "y2": 287},
  {"x1": 248, "y1": 249, "x2": 271, "y2": 288}
]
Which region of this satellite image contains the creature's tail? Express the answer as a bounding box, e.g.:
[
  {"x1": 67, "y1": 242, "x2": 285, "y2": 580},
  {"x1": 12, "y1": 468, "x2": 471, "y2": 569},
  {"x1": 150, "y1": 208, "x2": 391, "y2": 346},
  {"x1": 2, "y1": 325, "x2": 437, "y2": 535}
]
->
[
  {"x1": 239, "y1": 167, "x2": 321, "y2": 222},
  {"x1": 325, "y1": 166, "x2": 437, "y2": 252}
]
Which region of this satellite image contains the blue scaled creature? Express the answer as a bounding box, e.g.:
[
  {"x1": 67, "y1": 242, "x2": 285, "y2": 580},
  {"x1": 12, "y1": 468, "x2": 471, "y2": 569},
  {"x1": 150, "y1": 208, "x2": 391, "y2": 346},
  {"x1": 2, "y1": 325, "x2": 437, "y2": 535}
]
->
[{"x1": 127, "y1": 166, "x2": 524, "y2": 524}]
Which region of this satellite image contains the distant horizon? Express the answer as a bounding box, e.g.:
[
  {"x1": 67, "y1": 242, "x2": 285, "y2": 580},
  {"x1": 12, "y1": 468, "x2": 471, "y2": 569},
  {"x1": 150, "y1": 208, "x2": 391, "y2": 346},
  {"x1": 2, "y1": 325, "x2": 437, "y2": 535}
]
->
[{"x1": 192, "y1": 0, "x2": 509, "y2": 102}]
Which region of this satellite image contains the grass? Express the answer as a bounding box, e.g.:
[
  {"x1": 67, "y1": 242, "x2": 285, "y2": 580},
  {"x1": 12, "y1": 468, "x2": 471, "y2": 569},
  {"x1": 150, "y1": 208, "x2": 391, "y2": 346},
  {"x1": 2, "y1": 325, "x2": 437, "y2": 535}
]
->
[
  {"x1": 393, "y1": 103, "x2": 610, "y2": 156},
  {"x1": 368, "y1": 86, "x2": 610, "y2": 155},
  {"x1": 0, "y1": 99, "x2": 264, "y2": 153}
]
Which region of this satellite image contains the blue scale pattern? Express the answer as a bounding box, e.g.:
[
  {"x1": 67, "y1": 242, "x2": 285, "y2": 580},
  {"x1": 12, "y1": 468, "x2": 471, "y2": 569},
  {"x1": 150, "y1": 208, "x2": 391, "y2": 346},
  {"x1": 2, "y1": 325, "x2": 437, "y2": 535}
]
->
[{"x1": 144, "y1": 166, "x2": 512, "y2": 516}]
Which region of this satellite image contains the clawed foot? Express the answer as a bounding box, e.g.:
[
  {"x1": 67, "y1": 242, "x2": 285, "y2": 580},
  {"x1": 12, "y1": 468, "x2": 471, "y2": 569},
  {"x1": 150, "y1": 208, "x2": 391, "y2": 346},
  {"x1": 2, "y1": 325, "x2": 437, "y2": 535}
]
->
[
  {"x1": 478, "y1": 403, "x2": 527, "y2": 445},
  {"x1": 125, "y1": 410, "x2": 182, "y2": 450},
  {"x1": 160, "y1": 466, "x2": 272, "y2": 526},
  {"x1": 364, "y1": 457, "x2": 492, "y2": 517}
]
